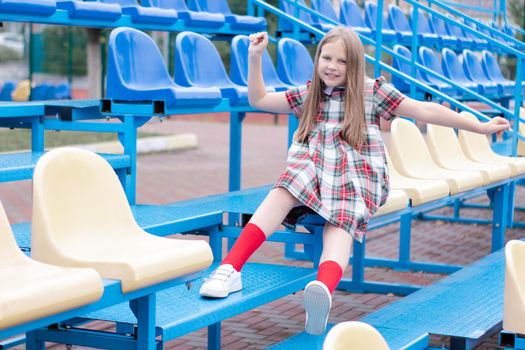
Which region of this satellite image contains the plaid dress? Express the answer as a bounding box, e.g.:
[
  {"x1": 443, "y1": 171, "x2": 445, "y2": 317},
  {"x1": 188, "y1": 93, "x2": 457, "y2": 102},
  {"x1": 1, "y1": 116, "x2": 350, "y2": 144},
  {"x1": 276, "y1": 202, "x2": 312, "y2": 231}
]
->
[{"x1": 276, "y1": 76, "x2": 405, "y2": 242}]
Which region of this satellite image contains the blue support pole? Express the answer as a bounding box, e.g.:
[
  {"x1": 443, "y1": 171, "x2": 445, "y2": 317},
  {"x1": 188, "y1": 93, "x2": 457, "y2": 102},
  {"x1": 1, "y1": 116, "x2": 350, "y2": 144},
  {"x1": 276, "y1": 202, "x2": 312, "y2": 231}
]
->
[
  {"x1": 134, "y1": 294, "x2": 156, "y2": 350},
  {"x1": 374, "y1": 0, "x2": 385, "y2": 78},
  {"x1": 31, "y1": 117, "x2": 45, "y2": 152},
  {"x1": 121, "y1": 115, "x2": 137, "y2": 205},
  {"x1": 26, "y1": 330, "x2": 45, "y2": 350},
  {"x1": 208, "y1": 322, "x2": 221, "y2": 350},
  {"x1": 229, "y1": 111, "x2": 243, "y2": 193},
  {"x1": 490, "y1": 184, "x2": 509, "y2": 252},
  {"x1": 398, "y1": 213, "x2": 412, "y2": 266}
]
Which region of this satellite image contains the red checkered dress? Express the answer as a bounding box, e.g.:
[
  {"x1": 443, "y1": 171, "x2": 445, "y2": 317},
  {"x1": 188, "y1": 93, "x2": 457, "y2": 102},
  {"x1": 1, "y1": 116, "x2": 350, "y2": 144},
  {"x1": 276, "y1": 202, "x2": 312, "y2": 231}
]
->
[{"x1": 275, "y1": 76, "x2": 405, "y2": 242}]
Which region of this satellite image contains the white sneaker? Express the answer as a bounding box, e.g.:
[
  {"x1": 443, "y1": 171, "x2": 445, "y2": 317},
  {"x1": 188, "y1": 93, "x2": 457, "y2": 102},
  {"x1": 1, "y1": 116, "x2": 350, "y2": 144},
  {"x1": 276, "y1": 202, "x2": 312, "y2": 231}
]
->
[
  {"x1": 199, "y1": 264, "x2": 242, "y2": 298},
  {"x1": 304, "y1": 280, "x2": 332, "y2": 335}
]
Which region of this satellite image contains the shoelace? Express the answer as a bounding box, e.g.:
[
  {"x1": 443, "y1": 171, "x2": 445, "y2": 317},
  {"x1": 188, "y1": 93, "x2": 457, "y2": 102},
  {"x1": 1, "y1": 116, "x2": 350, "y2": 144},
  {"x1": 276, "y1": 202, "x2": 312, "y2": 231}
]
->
[{"x1": 204, "y1": 267, "x2": 234, "y2": 282}]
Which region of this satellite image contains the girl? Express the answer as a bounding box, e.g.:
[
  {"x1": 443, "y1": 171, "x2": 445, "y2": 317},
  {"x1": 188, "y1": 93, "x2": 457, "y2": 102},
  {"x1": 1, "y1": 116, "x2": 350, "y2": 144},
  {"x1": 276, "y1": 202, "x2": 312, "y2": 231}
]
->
[{"x1": 199, "y1": 27, "x2": 510, "y2": 335}]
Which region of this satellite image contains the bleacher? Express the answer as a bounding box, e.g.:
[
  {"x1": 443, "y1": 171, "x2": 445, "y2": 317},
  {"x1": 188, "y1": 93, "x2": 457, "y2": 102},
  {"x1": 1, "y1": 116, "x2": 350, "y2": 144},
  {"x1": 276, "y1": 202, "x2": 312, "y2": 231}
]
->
[{"x1": 0, "y1": 0, "x2": 524, "y2": 349}]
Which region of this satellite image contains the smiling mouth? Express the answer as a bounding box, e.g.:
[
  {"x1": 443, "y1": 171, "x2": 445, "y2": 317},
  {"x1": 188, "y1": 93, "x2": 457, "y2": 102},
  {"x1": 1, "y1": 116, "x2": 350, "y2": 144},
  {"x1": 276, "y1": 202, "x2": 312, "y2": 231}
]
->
[{"x1": 325, "y1": 73, "x2": 339, "y2": 79}]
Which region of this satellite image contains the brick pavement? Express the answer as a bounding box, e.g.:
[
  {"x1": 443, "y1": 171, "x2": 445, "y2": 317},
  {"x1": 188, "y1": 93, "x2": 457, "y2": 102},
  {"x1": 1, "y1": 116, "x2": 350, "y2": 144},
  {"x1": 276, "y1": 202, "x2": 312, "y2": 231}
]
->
[{"x1": 1, "y1": 115, "x2": 524, "y2": 349}]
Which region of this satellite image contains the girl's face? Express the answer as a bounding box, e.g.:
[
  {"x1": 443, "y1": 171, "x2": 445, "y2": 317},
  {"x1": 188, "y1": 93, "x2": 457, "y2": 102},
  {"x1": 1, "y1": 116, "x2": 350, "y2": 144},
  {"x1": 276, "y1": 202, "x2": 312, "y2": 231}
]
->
[{"x1": 317, "y1": 40, "x2": 347, "y2": 88}]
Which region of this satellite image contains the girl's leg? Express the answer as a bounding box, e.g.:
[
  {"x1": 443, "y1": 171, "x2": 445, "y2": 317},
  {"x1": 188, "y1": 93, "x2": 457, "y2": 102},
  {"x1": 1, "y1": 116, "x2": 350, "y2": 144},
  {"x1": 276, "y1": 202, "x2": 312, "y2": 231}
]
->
[
  {"x1": 221, "y1": 187, "x2": 299, "y2": 270},
  {"x1": 200, "y1": 187, "x2": 298, "y2": 298},
  {"x1": 304, "y1": 223, "x2": 354, "y2": 335}
]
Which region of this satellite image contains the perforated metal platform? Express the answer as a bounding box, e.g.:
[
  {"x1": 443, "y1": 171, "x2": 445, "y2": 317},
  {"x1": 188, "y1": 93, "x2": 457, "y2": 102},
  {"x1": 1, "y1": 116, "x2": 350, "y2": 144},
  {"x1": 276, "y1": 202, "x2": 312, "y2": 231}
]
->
[
  {"x1": 81, "y1": 263, "x2": 316, "y2": 341},
  {"x1": 0, "y1": 152, "x2": 130, "y2": 182},
  {"x1": 362, "y1": 247, "x2": 504, "y2": 341},
  {"x1": 267, "y1": 324, "x2": 429, "y2": 350}
]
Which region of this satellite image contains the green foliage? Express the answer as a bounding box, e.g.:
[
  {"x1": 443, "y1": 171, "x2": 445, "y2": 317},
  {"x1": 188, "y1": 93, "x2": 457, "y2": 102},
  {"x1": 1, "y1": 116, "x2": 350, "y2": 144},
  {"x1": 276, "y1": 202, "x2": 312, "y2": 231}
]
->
[
  {"x1": 508, "y1": 0, "x2": 524, "y2": 41},
  {"x1": 41, "y1": 26, "x2": 87, "y2": 76}
]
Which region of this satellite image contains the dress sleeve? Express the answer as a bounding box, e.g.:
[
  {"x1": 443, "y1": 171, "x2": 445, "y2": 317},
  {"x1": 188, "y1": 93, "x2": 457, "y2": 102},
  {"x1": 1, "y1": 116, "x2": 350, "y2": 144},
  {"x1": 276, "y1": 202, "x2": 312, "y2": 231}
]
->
[
  {"x1": 285, "y1": 83, "x2": 310, "y2": 118},
  {"x1": 373, "y1": 76, "x2": 406, "y2": 121}
]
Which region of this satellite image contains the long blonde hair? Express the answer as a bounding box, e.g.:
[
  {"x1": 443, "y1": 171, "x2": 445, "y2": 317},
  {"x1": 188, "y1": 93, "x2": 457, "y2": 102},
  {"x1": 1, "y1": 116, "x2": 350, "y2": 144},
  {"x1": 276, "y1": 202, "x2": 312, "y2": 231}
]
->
[{"x1": 295, "y1": 27, "x2": 366, "y2": 148}]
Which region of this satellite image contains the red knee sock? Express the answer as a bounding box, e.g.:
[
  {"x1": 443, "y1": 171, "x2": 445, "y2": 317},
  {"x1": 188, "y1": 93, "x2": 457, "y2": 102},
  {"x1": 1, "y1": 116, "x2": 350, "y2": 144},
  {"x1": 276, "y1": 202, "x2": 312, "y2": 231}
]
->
[
  {"x1": 316, "y1": 260, "x2": 343, "y2": 294},
  {"x1": 221, "y1": 223, "x2": 267, "y2": 272}
]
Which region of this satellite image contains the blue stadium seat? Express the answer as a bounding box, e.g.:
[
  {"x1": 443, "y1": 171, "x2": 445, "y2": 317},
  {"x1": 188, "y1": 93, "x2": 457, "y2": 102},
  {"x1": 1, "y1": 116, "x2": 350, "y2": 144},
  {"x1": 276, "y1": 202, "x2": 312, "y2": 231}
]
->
[
  {"x1": 490, "y1": 21, "x2": 517, "y2": 49},
  {"x1": 280, "y1": 0, "x2": 334, "y2": 33},
  {"x1": 0, "y1": 0, "x2": 56, "y2": 16},
  {"x1": 175, "y1": 31, "x2": 248, "y2": 105},
  {"x1": 44, "y1": 85, "x2": 57, "y2": 100},
  {"x1": 481, "y1": 50, "x2": 516, "y2": 96},
  {"x1": 386, "y1": 5, "x2": 414, "y2": 45},
  {"x1": 461, "y1": 21, "x2": 489, "y2": 50},
  {"x1": 54, "y1": 83, "x2": 72, "y2": 99},
  {"x1": 190, "y1": 0, "x2": 266, "y2": 31},
  {"x1": 277, "y1": 38, "x2": 313, "y2": 86},
  {"x1": 56, "y1": 0, "x2": 122, "y2": 21},
  {"x1": 338, "y1": 0, "x2": 372, "y2": 38},
  {"x1": 418, "y1": 46, "x2": 458, "y2": 97},
  {"x1": 230, "y1": 35, "x2": 287, "y2": 92},
  {"x1": 393, "y1": 45, "x2": 456, "y2": 98},
  {"x1": 145, "y1": 0, "x2": 225, "y2": 28},
  {"x1": 441, "y1": 48, "x2": 490, "y2": 96},
  {"x1": 98, "y1": 0, "x2": 178, "y2": 25},
  {"x1": 31, "y1": 84, "x2": 51, "y2": 101},
  {"x1": 409, "y1": 10, "x2": 439, "y2": 46},
  {"x1": 0, "y1": 81, "x2": 14, "y2": 101},
  {"x1": 445, "y1": 18, "x2": 476, "y2": 50},
  {"x1": 428, "y1": 13, "x2": 461, "y2": 50},
  {"x1": 106, "y1": 28, "x2": 222, "y2": 108},
  {"x1": 462, "y1": 50, "x2": 501, "y2": 97},
  {"x1": 363, "y1": 1, "x2": 397, "y2": 43}
]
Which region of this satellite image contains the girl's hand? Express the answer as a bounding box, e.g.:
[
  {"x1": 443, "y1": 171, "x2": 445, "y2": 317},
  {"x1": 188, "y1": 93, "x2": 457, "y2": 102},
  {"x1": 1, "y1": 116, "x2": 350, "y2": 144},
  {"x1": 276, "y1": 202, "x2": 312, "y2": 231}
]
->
[
  {"x1": 248, "y1": 32, "x2": 268, "y2": 57},
  {"x1": 482, "y1": 116, "x2": 511, "y2": 135}
]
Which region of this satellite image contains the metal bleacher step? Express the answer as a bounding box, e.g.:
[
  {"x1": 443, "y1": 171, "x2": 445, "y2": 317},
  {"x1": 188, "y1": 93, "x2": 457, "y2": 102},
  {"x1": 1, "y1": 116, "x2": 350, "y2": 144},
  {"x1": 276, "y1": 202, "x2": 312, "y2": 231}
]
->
[
  {"x1": 0, "y1": 151, "x2": 130, "y2": 182},
  {"x1": 266, "y1": 324, "x2": 428, "y2": 350},
  {"x1": 73, "y1": 263, "x2": 315, "y2": 342},
  {"x1": 270, "y1": 244, "x2": 505, "y2": 350}
]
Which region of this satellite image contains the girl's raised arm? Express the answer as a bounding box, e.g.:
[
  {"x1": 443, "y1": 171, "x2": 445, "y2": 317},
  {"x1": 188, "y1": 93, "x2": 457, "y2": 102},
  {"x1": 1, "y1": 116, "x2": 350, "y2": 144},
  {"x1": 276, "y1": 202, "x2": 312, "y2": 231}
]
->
[
  {"x1": 393, "y1": 97, "x2": 510, "y2": 135},
  {"x1": 248, "y1": 32, "x2": 293, "y2": 114}
]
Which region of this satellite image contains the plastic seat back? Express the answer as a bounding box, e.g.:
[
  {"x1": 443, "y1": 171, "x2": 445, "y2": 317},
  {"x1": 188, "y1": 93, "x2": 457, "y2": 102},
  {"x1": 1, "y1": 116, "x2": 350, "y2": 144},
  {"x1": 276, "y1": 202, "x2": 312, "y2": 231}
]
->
[
  {"x1": 175, "y1": 31, "x2": 233, "y2": 88},
  {"x1": 428, "y1": 12, "x2": 450, "y2": 37},
  {"x1": 0, "y1": 0, "x2": 57, "y2": 16},
  {"x1": 31, "y1": 83, "x2": 50, "y2": 101},
  {"x1": 99, "y1": 0, "x2": 138, "y2": 6},
  {"x1": 32, "y1": 148, "x2": 139, "y2": 253},
  {"x1": 504, "y1": 240, "x2": 525, "y2": 335},
  {"x1": 0, "y1": 81, "x2": 15, "y2": 101},
  {"x1": 410, "y1": 10, "x2": 433, "y2": 35},
  {"x1": 230, "y1": 35, "x2": 286, "y2": 90},
  {"x1": 463, "y1": 49, "x2": 491, "y2": 83},
  {"x1": 12, "y1": 80, "x2": 31, "y2": 102},
  {"x1": 392, "y1": 45, "x2": 427, "y2": 91},
  {"x1": 323, "y1": 321, "x2": 390, "y2": 350},
  {"x1": 280, "y1": 0, "x2": 315, "y2": 31},
  {"x1": 441, "y1": 48, "x2": 471, "y2": 83},
  {"x1": 481, "y1": 50, "x2": 506, "y2": 82},
  {"x1": 191, "y1": 0, "x2": 232, "y2": 14},
  {"x1": 311, "y1": 0, "x2": 338, "y2": 22},
  {"x1": 277, "y1": 38, "x2": 313, "y2": 86},
  {"x1": 106, "y1": 27, "x2": 174, "y2": 97},
  {"x1": 339, "y1": 0, "x2": 366, "y2": 28},
  {"x1": 387, "y1": 4, "x2": 410, "y2": 32},
  {"x1": 364, "y1": 1, "x2": 390, "y2": 31},
  {"x1": 54, "y1": 83, "x2": 72, "y2": 99},
  {"x1": 418, "y1": 47, "x2": 446, "y2": 84},
  {"x1": 144, "y1": 0, "x2": 188, "y2": 11}
]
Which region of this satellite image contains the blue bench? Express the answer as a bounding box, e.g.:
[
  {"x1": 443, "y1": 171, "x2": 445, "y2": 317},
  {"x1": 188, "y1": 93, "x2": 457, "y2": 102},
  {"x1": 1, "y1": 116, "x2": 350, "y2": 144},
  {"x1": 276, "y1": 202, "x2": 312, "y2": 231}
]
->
[{"x1": 270, "y1": 238, "x2": 507, "y2": 350}]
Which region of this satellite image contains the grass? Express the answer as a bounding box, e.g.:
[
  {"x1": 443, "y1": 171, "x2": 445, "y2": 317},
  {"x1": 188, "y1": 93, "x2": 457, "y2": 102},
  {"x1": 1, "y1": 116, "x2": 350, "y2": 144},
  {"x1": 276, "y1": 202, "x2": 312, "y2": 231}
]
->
[{"x1": 0, "y1": 129, "x2": 159, "y2": 152}]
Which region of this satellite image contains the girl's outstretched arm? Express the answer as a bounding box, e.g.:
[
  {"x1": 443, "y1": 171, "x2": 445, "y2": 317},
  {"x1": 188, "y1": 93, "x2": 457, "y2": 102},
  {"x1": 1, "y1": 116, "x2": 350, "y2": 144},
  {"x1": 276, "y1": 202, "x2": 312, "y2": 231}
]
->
[
  {"x1": 248, "y1": 32, "x2": 292, "y2": 113},
  {"x1": 393, "y1": 97, "x2": 510, "y2": 135}
]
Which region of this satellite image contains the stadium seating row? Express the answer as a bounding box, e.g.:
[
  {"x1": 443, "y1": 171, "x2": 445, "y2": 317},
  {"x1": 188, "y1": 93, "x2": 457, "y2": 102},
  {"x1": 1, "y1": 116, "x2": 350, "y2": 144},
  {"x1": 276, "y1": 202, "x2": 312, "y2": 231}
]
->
[
  {"x1": 280, "y1": 0, "x2": 518, "y2": 52},
  {"x1": 393, "y1": 46, "x2": 518, "y2": 99},
  {"x1": 0, "y1": 80, "x2": 71, "y2": 101},
  {"x1": 0, "y1": 0, "x2": 266, "y2": 32}
]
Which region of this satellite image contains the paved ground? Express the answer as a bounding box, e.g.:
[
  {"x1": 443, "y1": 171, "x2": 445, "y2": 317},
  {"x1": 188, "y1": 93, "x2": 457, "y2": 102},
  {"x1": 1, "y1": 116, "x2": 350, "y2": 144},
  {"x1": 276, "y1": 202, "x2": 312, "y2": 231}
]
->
[{"x1": 1, "y1": 114, "x2": 523, "y2": 349}]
